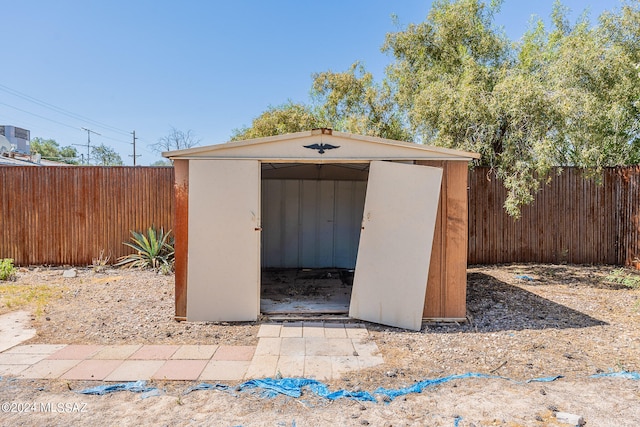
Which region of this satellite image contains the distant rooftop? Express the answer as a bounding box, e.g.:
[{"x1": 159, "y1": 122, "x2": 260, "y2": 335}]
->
[{"x1": 0, "y1": 152, "x2": 70, "y2": 167}]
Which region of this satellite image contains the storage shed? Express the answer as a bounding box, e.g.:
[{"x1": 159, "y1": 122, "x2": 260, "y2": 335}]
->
[{"x1": 164, "y1": 129, "x2": 479, "y2": 331}]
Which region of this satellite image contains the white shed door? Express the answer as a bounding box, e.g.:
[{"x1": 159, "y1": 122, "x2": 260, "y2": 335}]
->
[
  {"x1": 349, "y1": 161, "x2": 443, "y2": 330},
  {"x1": 187, "y1": 159, "x2": 261, "y2": 321}
]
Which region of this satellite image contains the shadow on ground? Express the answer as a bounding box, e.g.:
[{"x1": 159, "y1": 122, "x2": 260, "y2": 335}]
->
[{"x1": 425, "y1": 272, "x2": 607, "y2": 334}]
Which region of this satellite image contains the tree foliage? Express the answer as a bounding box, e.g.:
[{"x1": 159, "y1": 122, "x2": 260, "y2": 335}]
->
[
  {"x1": 231, "y1": 0, "x2": 640, "y2": 216},
  {"x1": 91, "y1": 143, "x2": 123, "y2": 166},
  {"x1": 385, "y1": 0, "x2": 640, "y2": 216},
  {"x1": 30, "y1": 137, "x2": 79, "y2": 164},
  {"x1": 312, "y1": 62, "x2": 412, "y2": 141},
  {"x1": 230, "y1": 102, "x2": 323, "y2": 141},
  {"x1": 152, "y1": 127, "x2": 201, "y2": 153}
]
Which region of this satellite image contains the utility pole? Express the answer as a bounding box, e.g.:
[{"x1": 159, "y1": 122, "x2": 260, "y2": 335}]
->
[
  {"x1": 74, "y1": 127, "x2": 100, "y2": 165},
  {"x1": 129, "y1": 130, "x2": 141, "y2": 166}
]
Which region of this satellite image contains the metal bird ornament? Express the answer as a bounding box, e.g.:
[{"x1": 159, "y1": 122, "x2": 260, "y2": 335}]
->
[{"x1": 303, "y1": 143, "x2": 340, "y2": 154}]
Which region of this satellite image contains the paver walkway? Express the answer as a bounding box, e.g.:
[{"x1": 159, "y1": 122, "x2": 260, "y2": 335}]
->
[{"x1": 0, "y1": 322, "x2": 383, "y2": 382}]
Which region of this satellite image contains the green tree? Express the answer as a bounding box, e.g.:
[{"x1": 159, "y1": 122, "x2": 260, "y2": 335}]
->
[
  {"x1": 383, "y1": 0, "x2": 640, "y2": 216},
  {"x1": 91, "y1": 144, "x2": 123, "y2": 166},
  {"x1": 230, "y1": 102, "x2": 324, "y2": 141},
  {"x1": 312, "y1": 62, "x2": 412, "y2": 141},
  {"x1": 30, "y1": 137, "x2": 79, "y2": 164}
]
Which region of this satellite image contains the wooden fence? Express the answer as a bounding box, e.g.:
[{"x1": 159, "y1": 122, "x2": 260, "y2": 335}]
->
[
  {"x1": 468, "y1": 166, "x2": 640, "y2": 266},
  {"x1": 0, "y1": 167, "x2": 174, "y2": 265},
  {"x1": 1, "y1": 165, "x2": 639, "y2": 266}
]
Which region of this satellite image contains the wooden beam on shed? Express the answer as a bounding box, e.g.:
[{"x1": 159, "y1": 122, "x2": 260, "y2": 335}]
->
[{"x1": 174, "y1": 160, "x2": 189, "y2": 321}]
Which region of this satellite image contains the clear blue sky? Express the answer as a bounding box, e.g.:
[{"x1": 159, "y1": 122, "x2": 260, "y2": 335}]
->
[{"x1": 0, "y1": 0, "x2": 621, "y2": 165}]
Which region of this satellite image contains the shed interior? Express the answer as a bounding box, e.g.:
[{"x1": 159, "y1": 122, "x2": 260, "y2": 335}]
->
[{"x1": 260, "y1": 162, "x2": 369, "y2": 314}]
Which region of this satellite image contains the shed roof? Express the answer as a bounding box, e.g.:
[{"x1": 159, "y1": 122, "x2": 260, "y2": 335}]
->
[{"x1": 163, "y1": 129, "x2": 480, "y2": 162}]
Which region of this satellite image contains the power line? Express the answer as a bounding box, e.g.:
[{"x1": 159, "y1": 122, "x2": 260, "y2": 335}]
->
[
  {"x1": 1, "y1": 101, "x2": 131, "y2": 147},
  {"x1": 0, "y1": 101, "x2": 80, "y2": 131},
  {"x1": 0, "y1": 83, "x2": 131, "y2": 136}
]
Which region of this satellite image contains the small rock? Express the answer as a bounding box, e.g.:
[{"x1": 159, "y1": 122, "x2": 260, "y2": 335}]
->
[
  {"x1": 359, "y1": 405, "x2": 367, "y2": 411},
  {"x1": 360, "y1": 420, "x2": 369, "y2": 426},
  {"x1": 45, "y1": 317, "x2": 51, "y2": 321},
  {"x1": 62, "y1": 268, "x2": 77, "y2": 278},
  {"x1": 539, "y1": 388, "x2": 546, "y2": 395},
  {"x1": 385, "y1": 369, "x2": 398, "y2": 378},
  {"x1": 555, "y1": 412, "x2": 585, "y2": 426}
]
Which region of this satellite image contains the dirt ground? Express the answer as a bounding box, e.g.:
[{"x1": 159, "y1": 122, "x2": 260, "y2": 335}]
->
[{"x1": 1, "y1": 264, "x2": 639, "y2": 426}]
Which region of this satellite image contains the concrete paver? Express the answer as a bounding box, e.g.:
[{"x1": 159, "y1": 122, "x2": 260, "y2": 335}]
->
[
  {"x1": 61, "y1": 360, "x2": 123, "y2": 380},
  {"x1": 345, "y1": 324, "x2": 368, "y2": 338},
  {"x1": 91, "y1": 345, "x2": 142, "y2": 360},
  {"x1": 280, "y1": 338, "x2": 305, "y2": 356},
  {"x1": 276, "y1": 355, "x2": 305, "y2": 377},
  {"x1": 257, "y1": 324, "x2": 282, "y2": 338},
  {"x1": 3, "y1": 344, "x2": 66, "y2": 355},
  {"x1": 129, "y1": 345, "x2": 180, "y2": 360},
  {"x1": 254, "y1": 337, "x2": 282, "y2": 356},
  {"x1": 302, "y1": 322, "x2": 325, "y2": 338},
  {"x1": 0, "y1": 311, "x2": 36, "y2": 352},
  {"x1": 324, "y1": 323, "x2": 347, "y2": 338},
  {"x1": 279, "y1": 322, "x2": 303, "y2": 338},
  {"x1": 0, "y1": 323, "x2": 383, "y2": 381},
  {"x1": 0, "y1": 364, "x2": 29, "y2": 376},
  {"x1": 213, "y1": 345, "x2": 255, "y2": 361},
  {"x1": 47, "y1": 345, "x2": 103, "y2": 360},
  {"x1": 104, "y1": 360, "x2": 165, "y2": 382},
  {"x1": 19, "y1": 359, "x2": 81, "y2": 379},
  {"x1": 153, "y1": 360, "x2": 208, "y2": 381},
  {"x1": 171, "y1": 345, "x2": 218, "y2": 360},
  {"x1": 244, "y1": 355, "x2": 278, "y2": 379},
  {"x1": 0, "y1": 353, "x2": 50, "y2": 365},
  {"x1": 199, "y1": 360, "x2": 250, "y2": 381},
  {"x1": 304, "y1": 356, "x2": 332, "y2": 380}
]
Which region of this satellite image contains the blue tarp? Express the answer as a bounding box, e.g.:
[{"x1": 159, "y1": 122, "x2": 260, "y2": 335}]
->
[
  {"x1": 75, "y1": 371, "x2": 640, "y2": 402},
  {"x1": 525, "y1": 375, "x2": 563, "y2": 383},
  {"x1": 196, "y1": 378, "x2": 378, "y2": 402},
  {"x1": 374, "y1": 373, "x2": 499, "y2": 400},
  {"x1": 77, "y1": 380, "x2": 160, "y2": 396},
  {"x1": 590, "y1": 371, "x2": 640, "y2": 380}
]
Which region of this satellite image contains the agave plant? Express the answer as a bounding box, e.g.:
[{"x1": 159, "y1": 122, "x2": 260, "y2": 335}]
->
[{"x1": 116, "y1": 227, "x2": 174, "y2": 271}]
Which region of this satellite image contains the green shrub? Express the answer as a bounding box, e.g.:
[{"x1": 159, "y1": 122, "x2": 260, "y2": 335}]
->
[
  {"x1": 605, "y1": 268, "x2": 640, "y2": 289},
  {"x1": 0, "y1": 259, "x2": 16, "y2": 281},
  {"x1": 116, "y1": 227, "x2": 175, "y2": 271}
]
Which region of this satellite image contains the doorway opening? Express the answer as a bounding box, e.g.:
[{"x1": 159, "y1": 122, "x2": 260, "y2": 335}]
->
[{"x1": 260, "y1": 163, "x2": 368, "y2": 315}]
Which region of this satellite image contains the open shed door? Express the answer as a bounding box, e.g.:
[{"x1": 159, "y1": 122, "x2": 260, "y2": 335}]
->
[
  {"x1": 349, "y1": 161, "x2": 442, "y2": 330},
  {"x1": 187, "y1": 159, "x2": 261, "y2": 321}
]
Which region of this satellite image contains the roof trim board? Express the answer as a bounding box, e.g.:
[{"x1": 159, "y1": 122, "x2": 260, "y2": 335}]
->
[{"x1": 163, "y1": 129, "x2": 480, "y2": 161}]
